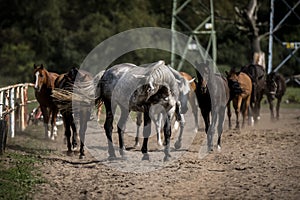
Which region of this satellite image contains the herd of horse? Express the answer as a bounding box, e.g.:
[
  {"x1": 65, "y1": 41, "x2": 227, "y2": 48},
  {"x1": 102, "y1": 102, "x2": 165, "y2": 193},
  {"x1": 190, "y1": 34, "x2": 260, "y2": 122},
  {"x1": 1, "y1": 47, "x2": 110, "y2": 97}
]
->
[{"x1": 33, "y1": 61, "x2": 286, "y2": 160}]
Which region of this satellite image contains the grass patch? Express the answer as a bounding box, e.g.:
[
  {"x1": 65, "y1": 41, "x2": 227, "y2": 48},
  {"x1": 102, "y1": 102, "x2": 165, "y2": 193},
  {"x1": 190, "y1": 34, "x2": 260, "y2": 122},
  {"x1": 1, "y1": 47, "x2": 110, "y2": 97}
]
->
[
  {"x1": 0, "y1": 152, "x2": 45, "y2": 199},
  {"x1": 283, "y1": 87, "x2": 300, "y2": 104}
]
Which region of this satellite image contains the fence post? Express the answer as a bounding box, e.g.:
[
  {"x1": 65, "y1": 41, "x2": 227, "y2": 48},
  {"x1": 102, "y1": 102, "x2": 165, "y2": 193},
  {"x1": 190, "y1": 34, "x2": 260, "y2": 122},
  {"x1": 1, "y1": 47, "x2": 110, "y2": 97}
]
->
[
  {"x1": 10, "y1": 88, "x2": 15, "y2": 138},
  {"x1": 21, "y1": 86, "x2": 26, "y2": 131},
  {"x1": 0, "y1": 91, "x2": 3, "y2": 118}
]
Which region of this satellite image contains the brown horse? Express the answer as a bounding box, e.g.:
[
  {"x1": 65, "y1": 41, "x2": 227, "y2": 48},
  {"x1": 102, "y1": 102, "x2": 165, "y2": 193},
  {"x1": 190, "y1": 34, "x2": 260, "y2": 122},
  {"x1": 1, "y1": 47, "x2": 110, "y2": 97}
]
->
[
  {"x1": 179, "y1": 72, "x2": 200, "y2": 132},
  {"x1": 226, "y1": 68, "x2": 252, "y2": 129},
  {"x1": 33, "y1": 64, "x2": 59, "y2": 140}
]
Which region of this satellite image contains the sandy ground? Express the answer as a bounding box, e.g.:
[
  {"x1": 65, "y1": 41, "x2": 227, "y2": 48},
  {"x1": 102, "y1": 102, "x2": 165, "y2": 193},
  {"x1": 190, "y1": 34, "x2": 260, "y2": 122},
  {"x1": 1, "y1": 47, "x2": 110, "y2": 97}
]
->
[{"x1": 4, "y1": 106, "x2": 300, "y2": 199}]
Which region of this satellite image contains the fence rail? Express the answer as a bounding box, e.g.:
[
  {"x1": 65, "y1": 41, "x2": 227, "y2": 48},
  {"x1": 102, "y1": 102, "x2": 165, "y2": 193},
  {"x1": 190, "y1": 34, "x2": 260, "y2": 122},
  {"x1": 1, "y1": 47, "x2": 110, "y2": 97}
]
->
[{"x1": 0, "y1": 83, "x2": 36, "y2": 154}]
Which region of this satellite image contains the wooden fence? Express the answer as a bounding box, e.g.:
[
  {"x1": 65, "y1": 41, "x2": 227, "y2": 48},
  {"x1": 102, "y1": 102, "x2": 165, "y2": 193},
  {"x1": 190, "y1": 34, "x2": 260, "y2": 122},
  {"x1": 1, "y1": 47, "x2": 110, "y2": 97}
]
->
[{"x1": 0, "y1": 83, "x2": 36, "y2": 154}]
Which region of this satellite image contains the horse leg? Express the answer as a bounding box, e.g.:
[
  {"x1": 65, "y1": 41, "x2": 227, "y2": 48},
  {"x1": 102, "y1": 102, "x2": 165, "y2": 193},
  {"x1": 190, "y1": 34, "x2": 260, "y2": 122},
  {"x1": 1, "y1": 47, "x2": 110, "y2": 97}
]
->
[
  {"x1": 141, "y1": 109, "x2": 151, "y2": 160},
  {"x1": 104, "y1": 100, "x2": 116, "y2": 159},
  {"x1": 256, "y1": 94, "x2": 263, "y2": 121},
  {"x1": 190, "y1": 94, "x2": 200, "y2": 132},
  {"x1": 227, "y1": 101, "x2": 232, "y2": 129},
  {"x1": 50, "y1": 107, "x2": 58, "y2": 140},
  {"x1": 40, "y1": 106, "x2": 50, "y2": 139},
  {"x1": 217, "y1": 106, "x2": 226, "y2": 150},
  {"x1": 117, "y1": 108, "x2": 129, "y2": 158},
  {"x1": 200, "y1": 108, "x2": 210, "y2": 133},
  {"x1": 242, "y1": 96, "x2": 251, "y2": 128},
  {"x1": 276, "y1": 97, "x2": 282, "y2": 120},
  {"x1": 156, "y1": 113, "x2": 163, "y2": 146},
  {"x1": 70, "y1": 114, "x2": 78, "y2": 150},
  {"x1": 134, "y1": 112, "x2": 143, "y2": 147},
  {"x1": 248, "y1": 101, "x2": 255, "y2": 126},
  {"x1": 97, "y1": 103, "x2": 103, "y2": 122},
  {"x1": 62, "y1": 112, "x2": 72, "y2": 153},
  {"x1": 207, "y1": 110, "x2": 217, "y2": 152},
  {"x1": 233, "y1": 98, "x2": 241, "y2": 129},
  {"x1": 163, "y1": 113, "x2": 172, "y2": 162},
  {"x1": 78, "y1": 108, "x2": 90, "y2": 159},
  {"x1": 268, "y1": 96, "x2": 275, "y2": 120},
  {"x1": 174, "y1": 113, "x2": 185, "y2": 150}
]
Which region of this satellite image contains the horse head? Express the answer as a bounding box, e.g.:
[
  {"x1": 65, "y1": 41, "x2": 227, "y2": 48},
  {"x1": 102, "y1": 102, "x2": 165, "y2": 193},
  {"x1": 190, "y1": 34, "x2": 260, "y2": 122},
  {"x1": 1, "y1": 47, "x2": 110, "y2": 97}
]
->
[
  {"x1": 33, "y1": 64, "x2": 50, "y2": 92},
  {"x1": 225, "y1": 68, "x2": 243, "y2": 96},
  {"x1": 195, "y1": 63, "x2": 210, "y2": 94}
]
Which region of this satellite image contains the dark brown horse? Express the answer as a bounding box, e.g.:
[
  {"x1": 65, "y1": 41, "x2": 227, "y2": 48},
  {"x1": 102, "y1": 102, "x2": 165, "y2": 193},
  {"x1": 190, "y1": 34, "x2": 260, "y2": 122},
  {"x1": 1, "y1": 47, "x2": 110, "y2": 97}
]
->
[
  {"x1": 54, "y1": 70, "x2": 79, "y2": 154},
  {"x1": 33, "y1": 64, "x2": 59, "y2": 140},
  {"x1": 226, "y1": 68, "x2": 252, "y2": 129},
  {"x1": 53, "y1": 67, "x2": 94, "y2": 159},
  {"x1": 195, "y1": 63, "x2": 230, "y2": 151},
  {"x1": 241, "y1": 64, "x2": 266, "y2": 123},
  {"x1": 265, "y1": 72, "x2": 286, "y2": 120}
]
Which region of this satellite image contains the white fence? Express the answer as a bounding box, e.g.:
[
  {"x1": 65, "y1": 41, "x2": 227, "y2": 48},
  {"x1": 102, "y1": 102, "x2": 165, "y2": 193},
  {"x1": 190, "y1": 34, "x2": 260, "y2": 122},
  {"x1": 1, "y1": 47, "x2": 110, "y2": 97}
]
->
[{"x1": 0, "y1": 83, "x2": 36, "y2": 138}]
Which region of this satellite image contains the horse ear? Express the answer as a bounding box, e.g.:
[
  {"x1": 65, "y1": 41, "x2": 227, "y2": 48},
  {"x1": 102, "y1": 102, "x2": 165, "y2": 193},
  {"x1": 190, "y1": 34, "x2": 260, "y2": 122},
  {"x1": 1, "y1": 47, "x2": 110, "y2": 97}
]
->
[
  {"x1": 34, "y1": 64, "x2": 37, "y2": 69},
  {"x1": 40, "y1": 64, "x2": 44, "y2": 69}
]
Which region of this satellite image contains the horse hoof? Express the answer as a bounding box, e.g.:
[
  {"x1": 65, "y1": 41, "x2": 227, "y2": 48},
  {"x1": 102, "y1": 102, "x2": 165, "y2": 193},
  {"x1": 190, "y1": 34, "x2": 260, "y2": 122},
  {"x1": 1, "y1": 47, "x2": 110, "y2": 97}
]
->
[
  {"x1": 134, "y1": 142, "x2": 140, "y2": 148},
  {"x1": 67, "y1": 150, "x2": 73, "y2": 156},
  {"x1": 163, "y1": 155, "x2": 171, "y2": 162},
  {"x1": 157, "y1": 141, "x2": 163, "y2": 147},
  {"x1": 72, "y1": 146, "x2": 78, "y2": 151},
  {"x1": 79, "y1": 154, "x2": 85, "y2": 159},
  {"x1": 108, "y1": 152, "x2": 117, "y2": 160},
  {"x1": 174, "y1": 141, "x2": 182, "y2": 150},
  {"x1": 51, "y1": 136, "x2": 55, "y2": 140},
  {"x1": 142, "y1": 153, "x2": 150, "y2": 161}
]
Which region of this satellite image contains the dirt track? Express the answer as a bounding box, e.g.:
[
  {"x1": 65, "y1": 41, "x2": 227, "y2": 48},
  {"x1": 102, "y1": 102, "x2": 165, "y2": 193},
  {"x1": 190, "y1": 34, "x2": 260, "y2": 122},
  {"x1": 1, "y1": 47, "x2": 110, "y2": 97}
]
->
[{"x1": 5, "y1": 107, "x2": 300, "y2": 199}]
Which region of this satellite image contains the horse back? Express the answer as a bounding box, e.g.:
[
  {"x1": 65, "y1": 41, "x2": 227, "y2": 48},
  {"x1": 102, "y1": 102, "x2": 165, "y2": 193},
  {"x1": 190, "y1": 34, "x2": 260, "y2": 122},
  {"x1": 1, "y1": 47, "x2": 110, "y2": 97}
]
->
[
  {"x1": 237, "y1": 72, "x2": 252, "y2": 96},
  {"x1": 215, "y1": 74, "x2": 230, "y2": 105}
]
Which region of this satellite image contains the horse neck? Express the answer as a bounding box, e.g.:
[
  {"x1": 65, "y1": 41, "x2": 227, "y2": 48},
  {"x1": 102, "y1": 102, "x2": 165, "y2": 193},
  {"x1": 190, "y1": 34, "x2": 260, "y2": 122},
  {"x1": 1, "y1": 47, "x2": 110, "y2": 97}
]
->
[{"x1": 43, "y1": 71, "x2": 54, "y2": 89}]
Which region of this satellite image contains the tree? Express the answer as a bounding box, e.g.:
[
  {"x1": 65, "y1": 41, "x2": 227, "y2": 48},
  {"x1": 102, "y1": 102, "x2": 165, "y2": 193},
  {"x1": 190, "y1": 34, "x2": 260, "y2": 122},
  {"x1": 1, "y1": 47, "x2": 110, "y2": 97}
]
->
[{"x1": 234, "y1": 0, "x2": 269, "y2": 67}]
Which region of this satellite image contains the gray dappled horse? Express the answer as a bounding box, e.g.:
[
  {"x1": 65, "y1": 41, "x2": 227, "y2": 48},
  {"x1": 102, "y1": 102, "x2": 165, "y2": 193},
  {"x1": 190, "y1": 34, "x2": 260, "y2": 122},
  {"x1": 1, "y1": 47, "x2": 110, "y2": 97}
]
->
[
  {"x1": 134, "y1": 67, "x2": 195, "y2": 149},
  {"x1": 96, "y1": 61, "x2": 182, "y2": 161},
  {"x1": 195, "y1": 63, "x2": 230, "y2": 151},
  {"x1": 265, "y1": 72, "x2": 286, "y2": 120}
]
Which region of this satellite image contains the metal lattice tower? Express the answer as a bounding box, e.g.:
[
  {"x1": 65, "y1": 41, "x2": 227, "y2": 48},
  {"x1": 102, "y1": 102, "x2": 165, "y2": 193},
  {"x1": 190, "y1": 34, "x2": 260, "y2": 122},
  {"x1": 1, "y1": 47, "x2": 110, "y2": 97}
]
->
[
  {"x1": 171, "y1": 0, "x2": 216, "y2": 70},
  {"x1": 268, "y1": 0, "x2": 300, "y2": 74}
]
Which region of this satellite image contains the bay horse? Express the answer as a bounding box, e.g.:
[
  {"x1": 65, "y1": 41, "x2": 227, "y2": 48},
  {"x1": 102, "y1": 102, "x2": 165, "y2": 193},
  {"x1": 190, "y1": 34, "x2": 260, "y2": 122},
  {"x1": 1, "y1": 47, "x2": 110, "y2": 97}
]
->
[
  {"x1": 33, "y1": 64, "x2": 59, "y2": 140},
  {"x1": 53, "y1": 67, "x2": 94, "y2": 159},
  {"x1": 265, "y1": 72, "x2": 286, "y2": 120},
  {"x1": 195, "y1": 63, "x2": 230, "y2": 151},
  {"x1": 226, "y1": 68, "x2": 252, "y2": 129},
  {"x1": 240, "y1": 64, "x2": 266, "y2": 123},
  {"x1": 54, "y1": 69, "x2": 79, "y2": 154},
  {"x1": 179, "y1": 71, "x2": 200, "y2": 132}
]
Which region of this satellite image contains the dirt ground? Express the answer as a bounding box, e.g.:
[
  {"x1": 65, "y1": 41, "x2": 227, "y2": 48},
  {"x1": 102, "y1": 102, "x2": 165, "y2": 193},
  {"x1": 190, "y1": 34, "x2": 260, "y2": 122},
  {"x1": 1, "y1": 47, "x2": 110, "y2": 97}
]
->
[{"x1": 4, "y1": 107, "x2": 300, "y2": 199}]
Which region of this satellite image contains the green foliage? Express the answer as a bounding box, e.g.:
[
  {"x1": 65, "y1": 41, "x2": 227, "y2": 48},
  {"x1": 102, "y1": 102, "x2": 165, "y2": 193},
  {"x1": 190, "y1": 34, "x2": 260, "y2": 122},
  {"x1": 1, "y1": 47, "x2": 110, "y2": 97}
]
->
[
  {"x1": 0, "y1": 153, "x2": 45, "y2": 199},
  {"x1": 283, "y1": 87, "x2": 300, "y2": 104},
  {"x1": 0, "y1": 0, "x2": 299, "y2": 86}
]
